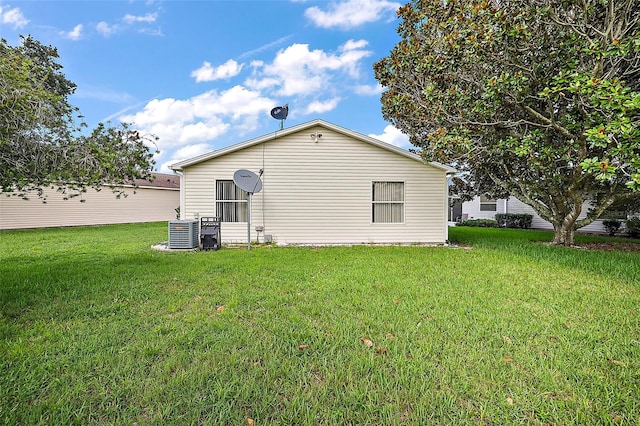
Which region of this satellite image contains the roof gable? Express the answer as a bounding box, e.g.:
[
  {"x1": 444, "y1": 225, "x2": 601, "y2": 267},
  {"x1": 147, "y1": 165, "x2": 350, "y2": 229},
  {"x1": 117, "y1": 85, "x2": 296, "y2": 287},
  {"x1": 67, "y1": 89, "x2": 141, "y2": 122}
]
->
[{"x1": 170, "y1": 119, "x2": 456, "y2": 173}]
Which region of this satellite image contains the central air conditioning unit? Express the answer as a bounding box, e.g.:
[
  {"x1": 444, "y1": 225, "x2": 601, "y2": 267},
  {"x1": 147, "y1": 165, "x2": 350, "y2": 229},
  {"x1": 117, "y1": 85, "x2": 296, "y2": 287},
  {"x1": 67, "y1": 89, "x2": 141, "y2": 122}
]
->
[{"x1": 168, "y1": 220, "x2": 199, "y2": 249}]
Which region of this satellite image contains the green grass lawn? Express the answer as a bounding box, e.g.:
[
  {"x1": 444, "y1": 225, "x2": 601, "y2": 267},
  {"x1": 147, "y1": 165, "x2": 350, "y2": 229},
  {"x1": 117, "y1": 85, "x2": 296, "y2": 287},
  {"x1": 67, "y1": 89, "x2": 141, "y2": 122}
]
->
[{"x1": 1, "y1": 223, "x2": 639, "y2": 425}]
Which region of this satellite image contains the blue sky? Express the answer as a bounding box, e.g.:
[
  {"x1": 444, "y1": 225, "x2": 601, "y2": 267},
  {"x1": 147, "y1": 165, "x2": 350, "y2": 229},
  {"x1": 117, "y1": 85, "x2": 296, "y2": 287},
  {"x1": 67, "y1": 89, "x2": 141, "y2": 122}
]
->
[{"x1": 1, "y1": 0, "x2": 412, "y2": 172}]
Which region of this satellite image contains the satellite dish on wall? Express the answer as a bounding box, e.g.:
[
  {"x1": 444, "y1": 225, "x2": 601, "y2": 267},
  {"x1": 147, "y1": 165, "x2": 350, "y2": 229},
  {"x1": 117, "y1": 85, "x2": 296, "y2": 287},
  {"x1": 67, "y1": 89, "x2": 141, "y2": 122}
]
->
[
  {"x1": 270, "y1": 104, "x2": 288, "y2": 129},
  {"x1": 233, "y1": 169, "x2": 263, "y2": 194}
]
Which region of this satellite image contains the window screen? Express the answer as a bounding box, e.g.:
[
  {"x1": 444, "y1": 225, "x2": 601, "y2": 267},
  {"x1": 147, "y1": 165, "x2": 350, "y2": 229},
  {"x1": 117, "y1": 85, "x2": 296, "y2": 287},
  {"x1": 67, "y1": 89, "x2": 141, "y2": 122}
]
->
[
  {"x1": 216, "y1": 180, "x2": 247, "y2": 222},
  {"x1": 372, "y1": 181, "x2": 404, "y2": 223}
]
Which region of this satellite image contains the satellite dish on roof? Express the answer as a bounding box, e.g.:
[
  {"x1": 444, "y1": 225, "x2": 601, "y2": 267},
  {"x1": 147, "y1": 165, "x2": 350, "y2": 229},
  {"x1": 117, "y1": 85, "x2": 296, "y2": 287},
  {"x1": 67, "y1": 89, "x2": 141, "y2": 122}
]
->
[
  {"x1": 233, "y1": 169, "x2": 263, "y2": 194},
  {"x1": 270, "y1": 104, "x2": 288, "y2": 129},
  {"x1": 270, "y1": 104, "x2": 288, "y2": 120}
]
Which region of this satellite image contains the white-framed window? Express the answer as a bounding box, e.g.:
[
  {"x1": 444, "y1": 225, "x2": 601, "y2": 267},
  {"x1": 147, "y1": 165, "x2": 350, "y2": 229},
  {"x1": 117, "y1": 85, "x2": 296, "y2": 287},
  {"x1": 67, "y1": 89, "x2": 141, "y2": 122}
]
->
[
  {"x1": 480, "y1": 195, "x2": 497, "y2": 212},
  {"x1": 216, "y1": 180, "x2": 247, "y2": 222},
  {"x1": 372, "y1": 181, "x2": 404, "y2": 223},
  {"x1": 600, "y1": 208, "x2": 627, "y2": 220}
]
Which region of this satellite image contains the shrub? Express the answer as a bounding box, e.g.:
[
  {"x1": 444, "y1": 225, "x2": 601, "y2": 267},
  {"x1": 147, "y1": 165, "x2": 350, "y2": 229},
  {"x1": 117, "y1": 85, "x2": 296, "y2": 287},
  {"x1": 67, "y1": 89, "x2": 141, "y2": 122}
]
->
[
  {"x1": 457, "y1": 219, "x2": 498, "y2": 227},
  {"x1": 602, "y1": 219, "x2": 622, "y2": 236},
  {"x1": 625, "y1": 217, "x2": 640, "y2": 239},
  {"x1": 495, "y1": 213, "x2": 533, "y2": 229}
]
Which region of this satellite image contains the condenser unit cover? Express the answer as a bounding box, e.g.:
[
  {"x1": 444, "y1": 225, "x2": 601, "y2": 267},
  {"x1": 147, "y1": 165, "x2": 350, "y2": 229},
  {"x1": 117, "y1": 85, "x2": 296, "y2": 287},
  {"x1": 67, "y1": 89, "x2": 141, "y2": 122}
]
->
[{"x1": 168, "y1": 220, "x2": 199, "y2": 249}]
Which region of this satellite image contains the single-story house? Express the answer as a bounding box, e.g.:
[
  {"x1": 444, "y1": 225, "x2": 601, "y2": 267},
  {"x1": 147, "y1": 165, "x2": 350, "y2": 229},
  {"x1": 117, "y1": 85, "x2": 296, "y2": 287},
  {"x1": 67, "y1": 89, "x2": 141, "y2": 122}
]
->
[
  {"x1": 171, "y1": 119, "x2": 456, "y2": 245},
  {"x1": 456, "y1": 195, "x2": 629, "y2": 233},
  {"x1": 0, "y1": 172, "x2": 180, "y2": 230}
]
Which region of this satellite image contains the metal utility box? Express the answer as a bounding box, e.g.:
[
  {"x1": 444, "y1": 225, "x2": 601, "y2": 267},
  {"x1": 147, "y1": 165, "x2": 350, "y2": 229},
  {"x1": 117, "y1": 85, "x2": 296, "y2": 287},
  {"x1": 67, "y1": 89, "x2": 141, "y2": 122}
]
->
[
  {"x1": 168, "y1": 220, "x2": 199, "y2": 249},
  {"x1": 200, "y1": 217, "x2": 221, "y2": 251}
]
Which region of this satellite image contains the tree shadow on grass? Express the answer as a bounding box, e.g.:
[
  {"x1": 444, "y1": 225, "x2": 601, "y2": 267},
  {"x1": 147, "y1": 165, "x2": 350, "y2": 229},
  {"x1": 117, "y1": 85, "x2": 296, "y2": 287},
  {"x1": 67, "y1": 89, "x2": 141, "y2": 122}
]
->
[{"x1": 0, "y1": 251, "x2": 173, "y2": 320}]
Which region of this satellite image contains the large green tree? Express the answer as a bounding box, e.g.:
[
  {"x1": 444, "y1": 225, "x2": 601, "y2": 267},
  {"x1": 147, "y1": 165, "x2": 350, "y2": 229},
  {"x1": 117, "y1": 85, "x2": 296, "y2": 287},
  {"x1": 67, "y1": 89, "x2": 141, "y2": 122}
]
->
[
  {"x1": 0, "y1": 36, "x2": 157, "y2": 200},
  {"x1": 374, "y1": 0, "x2": 640, "y2": 245}
]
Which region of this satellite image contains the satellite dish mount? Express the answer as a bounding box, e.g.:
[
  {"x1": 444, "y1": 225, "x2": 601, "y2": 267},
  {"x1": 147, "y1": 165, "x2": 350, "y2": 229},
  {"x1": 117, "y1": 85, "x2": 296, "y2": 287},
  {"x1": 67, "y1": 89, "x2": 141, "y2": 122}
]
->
[
  {"x1": 270, "y1": 104, "x2": 289, "y2": 130},
  {"x1": 233, "y1": 169, "x2": 264, "y2": 250}
]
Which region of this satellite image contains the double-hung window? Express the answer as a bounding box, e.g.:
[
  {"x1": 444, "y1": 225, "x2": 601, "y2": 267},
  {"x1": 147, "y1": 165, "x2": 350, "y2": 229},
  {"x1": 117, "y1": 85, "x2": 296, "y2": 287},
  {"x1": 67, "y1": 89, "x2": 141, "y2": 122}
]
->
[
  {"x1": 480, "y1": 195, "x2": 497, "y2": 212},
  {"x1": 601, "y1": 207, "x2": 627, "y2": 220},
  {"x1": 372, "y1": 181, "x2": 404, "y2": 223},
  {"x1": 216, "y1": 180, "x2": 247, "y2": 222}
]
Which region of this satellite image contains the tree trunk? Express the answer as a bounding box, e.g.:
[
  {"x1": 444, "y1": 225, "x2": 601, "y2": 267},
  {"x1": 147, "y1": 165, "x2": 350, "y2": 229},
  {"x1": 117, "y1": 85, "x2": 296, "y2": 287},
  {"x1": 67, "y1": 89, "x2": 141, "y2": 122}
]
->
[
  {"x1": 551, "y1": 205, "x2": 582, "y2": 245},
  {"x1": 552, "y1": 222, "x2": 576, "y2": 245}
]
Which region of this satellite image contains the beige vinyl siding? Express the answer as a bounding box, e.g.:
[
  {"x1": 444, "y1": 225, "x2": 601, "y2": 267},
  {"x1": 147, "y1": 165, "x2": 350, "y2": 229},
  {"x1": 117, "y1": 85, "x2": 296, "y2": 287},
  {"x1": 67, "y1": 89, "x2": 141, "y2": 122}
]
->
[
  {"x1": 0, "y1": 186, "x2": 179, "y2": 230},
  {"x1": 182, "y1": 125, "x2": 448, "y2": 244}
]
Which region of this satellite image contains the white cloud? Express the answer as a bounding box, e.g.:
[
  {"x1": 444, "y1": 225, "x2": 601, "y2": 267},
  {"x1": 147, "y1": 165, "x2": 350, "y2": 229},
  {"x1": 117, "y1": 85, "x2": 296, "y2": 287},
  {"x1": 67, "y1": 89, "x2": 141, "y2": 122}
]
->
[
  {"x1": 305, "y1": 0, "x2": 400, "y2": 29},
  {"x1": 120, "y1": 86, "x2": 274, "y2": 148},
  {"x1": 191, "y1": 60, "x2": 244, "y2": 82},
  {"x1": 0, "y1": 5, "x2": 29, "y2": 28},
  {"x1": 353, "y1": 83, "x2": 383, "y2": 96},
  {"x1": 305, "y1": 98, "x2": 341, "y2": 114},
  {"x1": 340, "y1": 39, "x2": 369, "y2": 51},
  {"x1": 94, "y1": 11, "x2": 159, "y2": 37},
  {"x1": 61, "y1": 24, "x2": 83, "y2": 40},
  {"x1": 160, "y1": 143, "x2": 213, "y2": 172},
  {"x1": 368, "y1": 125, "x2": 410, "y2": 148},
  {"x1": 96, "y1": 21, "x2": 115, "y2": 37},
  {"x1": 245, "y1": 40, "x2": 372, "y2": 97},
  {"x1": 123, "y1": 13, "x2": 158, "y2": 24},
  {"x1": 175, "y1": 143, "x2": 213, "y2": 159}
]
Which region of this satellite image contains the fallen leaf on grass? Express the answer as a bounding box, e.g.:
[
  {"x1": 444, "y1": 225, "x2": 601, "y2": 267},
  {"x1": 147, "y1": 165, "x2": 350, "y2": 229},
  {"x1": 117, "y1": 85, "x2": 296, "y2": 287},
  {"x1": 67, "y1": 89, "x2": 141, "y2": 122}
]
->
[
  {"x1": 376, "y1": 347, "x2": 388, "y2": 356},
  {"x1": 195, "y1": 295, "x2": 202, "y2": 301},
  {"x1": 393, "y1": 299, "x2": 400, "y2": 305},
  {"x1": 216, "y1": 305, "x2": 225, "y2": 313},
  {"x1": 502, "y1": 356, "x2": 513, "y2": 363},
  {"x1": 246, "y1": 419, "x2": 254, "y2": 425},
  {"x1": 360, "y1": 337, "x2": 374, "y2": 347},
  {"x1": 298, "y1": 344, "x2": 309, "y2": 350},
  {"x1": 506, "y1": 397, "x2": 514, "y2": 406},
  {"x1": 385, "y1": 333, "x2": 395, "y2": 339},
  {"x1": 501, "y1": 335, "x2": 513, "y2": 344}
]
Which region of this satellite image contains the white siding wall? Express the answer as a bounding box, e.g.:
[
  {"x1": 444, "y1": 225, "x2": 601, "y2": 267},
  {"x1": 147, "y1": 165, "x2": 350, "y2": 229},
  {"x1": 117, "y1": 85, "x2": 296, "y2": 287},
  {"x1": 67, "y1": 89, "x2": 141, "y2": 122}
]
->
[
  {"x1": 183, "y1": 126, "x2": 449, "y2": 244},
  {"x1": 460, "y1": 196, "x2": 507, "y2": 220},
  {"x1": 505, "y1": 197, "x2": 608, "y2": 233},
  {"x1": 462, "y1": 196, "x2": 611, "y2": 233},
  {"x1": 0, "y1": 187, "x2": 179, "y2": 230}
]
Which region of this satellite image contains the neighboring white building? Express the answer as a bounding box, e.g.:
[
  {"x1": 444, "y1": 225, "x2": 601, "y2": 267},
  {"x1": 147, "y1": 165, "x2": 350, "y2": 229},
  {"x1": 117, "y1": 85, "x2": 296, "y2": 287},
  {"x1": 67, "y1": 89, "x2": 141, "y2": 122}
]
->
[
  {"x1": 0, "y1": 173, "x2": 180, "y2": 230},
  {"x1": 458, "y1": 195, "x2": 622, "y2": 233},
  {"x1": 171, "y1": 119, "x2": 456, "y2": 245}
]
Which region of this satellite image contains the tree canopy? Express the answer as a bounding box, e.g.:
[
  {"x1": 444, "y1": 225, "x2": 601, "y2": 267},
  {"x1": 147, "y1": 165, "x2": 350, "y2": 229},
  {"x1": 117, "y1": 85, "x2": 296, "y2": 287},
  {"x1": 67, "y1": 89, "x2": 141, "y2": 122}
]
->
[
  {"x1": 374, "y1": 0, "x2": 640, "y2": 244},
  {"x1": 0, "y1": 36, "x2": 157, "y2": 200}
]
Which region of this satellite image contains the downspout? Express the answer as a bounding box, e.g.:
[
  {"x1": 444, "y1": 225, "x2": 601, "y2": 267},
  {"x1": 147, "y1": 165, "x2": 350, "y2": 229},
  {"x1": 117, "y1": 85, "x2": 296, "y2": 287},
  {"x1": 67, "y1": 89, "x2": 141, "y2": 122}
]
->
[
  {"x1": 445, "y1": 172, "x2": 455, "y2": 243},
  {"x1": 174, "y1": 170, "x2": 185, "y2": 220},
  {"x1": 261, "y1": 142, "x2": 266, "y2": 233}
]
